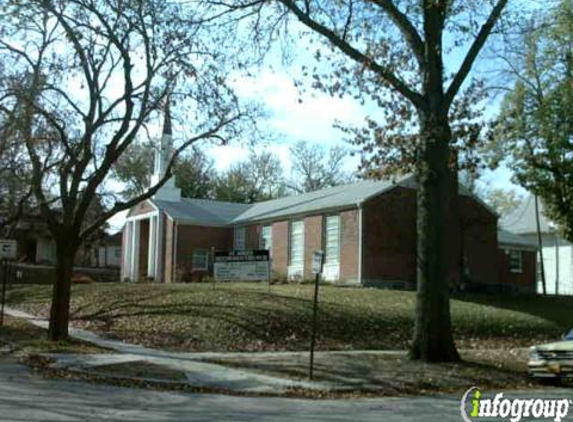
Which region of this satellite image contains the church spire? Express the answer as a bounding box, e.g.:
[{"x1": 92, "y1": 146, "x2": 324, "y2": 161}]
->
[
  {"x1": 150, "y1": 96, "x2": 181, "y2": 202},
  {"x1": 163, "y1": 96, "x2": 172, "y2": 136}
]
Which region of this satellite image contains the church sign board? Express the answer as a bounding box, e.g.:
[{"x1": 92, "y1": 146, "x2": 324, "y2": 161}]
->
[{"x1": 213, "y1": 250, "x2": 270, "y2": 282}]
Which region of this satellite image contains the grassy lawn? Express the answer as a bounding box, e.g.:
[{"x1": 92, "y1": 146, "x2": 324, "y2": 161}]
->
[
  {"x1": 204, "y1": 349, "x2": 535, "y2": 394},
  {"x1": 6, "y1": 283, "x2": 573, "y2": 353},
  {"x1": 0, "y1": 315, "x2": 108, "y2": 355}
]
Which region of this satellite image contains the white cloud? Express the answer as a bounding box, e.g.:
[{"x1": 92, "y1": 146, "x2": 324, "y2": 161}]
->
[
  {"x1": 206, "y1": 144, "x2": 250, "y2": 170},
  {"x1": 233, "y1": 69, "x2": 364, "y2": 143}
]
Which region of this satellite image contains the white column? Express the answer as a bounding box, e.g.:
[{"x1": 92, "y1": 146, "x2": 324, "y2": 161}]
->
[
  {"x1": 155, "y1": 214, "x2": 164, "y2": 282},
  {"x1": 147, "y1": 216, "x2": 156, "y2": 279},
  {"x1": 130, "y1": 220, "x2": 140, "y2": 282},
  {"x1": 122, "y1": 222, "x2": 132, "y2": 281}
]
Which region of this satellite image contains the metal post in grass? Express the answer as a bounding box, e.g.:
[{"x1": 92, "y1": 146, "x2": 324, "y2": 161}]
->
[
  {"x1": 268, "y1": 258, "x2": 272, "y2": 294},
  {"x1": 0, "y1": 259, "x2": 7, "y2": 327},
  {"x1": 309, "y1": 250, "x2": 324, "y2": 381},
  {"x1": 0, "y1": 240, "x2": 17, "y2": 325}
]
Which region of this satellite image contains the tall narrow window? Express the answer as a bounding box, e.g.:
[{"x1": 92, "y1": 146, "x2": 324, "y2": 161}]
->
[
  {"x1": 325, "y1": 215, "x2": 340, "y2": 264},
  {"x1": 260, "y1": 225, "x2": 272, "y2": 252},
  {"x1": 234, "y1": 227, "x2": 246, "y2": 251},
  {"x1": 509, "y1": 250, "x2": 523, "y2": 273},
  {"x1": 192, "y1": 249, "x2": 208, "y2": 271},
  {"x1": 289, "y1": 220, "x2": 304, "y2": 267}
]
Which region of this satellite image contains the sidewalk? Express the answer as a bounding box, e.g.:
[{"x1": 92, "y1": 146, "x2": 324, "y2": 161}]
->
[
  {"x1": 5, "y1": 308, "x2": 535, "y2": 397},
  {"x1": 5, "y1": 307, "x2": 332, "y2": 394}
]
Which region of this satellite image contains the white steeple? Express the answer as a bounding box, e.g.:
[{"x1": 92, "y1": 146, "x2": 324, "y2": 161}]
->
[{"x1": 151, "y1": 99, "x2": 181, "y2": 202}]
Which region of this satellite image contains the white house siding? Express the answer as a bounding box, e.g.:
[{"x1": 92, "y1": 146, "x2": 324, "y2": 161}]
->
[
  {"x1": 524, "y1": 234, "x2": 573, "y2": 295},
  {"x1": 36, "y1": 237, "x2": 56, "y2": 264}
]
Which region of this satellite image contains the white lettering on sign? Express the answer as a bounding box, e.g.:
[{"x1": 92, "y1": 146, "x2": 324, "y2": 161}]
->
[
  {"x1": 0, "y1": 240, "x2": 17, "y2": 260},
  {"x1": 312, "y1": 250, "x2": 324, "y2": 275},
  {"x1": 214, "y1": 250, "x2": 270, "y2": 282}
]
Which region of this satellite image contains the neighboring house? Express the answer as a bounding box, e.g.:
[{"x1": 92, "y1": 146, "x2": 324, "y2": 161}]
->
[
  {"x1": 1, "y1": 214, "x2": 56, "y2": 264},
  {"x1": 502, "y1": 196, "x2": 573, "y2": 295},
  {"x1": 97, "y1": 232, "x2": 122, "y2": 268},
  {"x1": 1, "y1": 213, "x2": 121, "y2": 268},
  {"x1": 121, "y1": 112, "x2": 536, "y2": 292},
  {"x1": 497, "y1": 229, "x2": 538, "y2": 294}
]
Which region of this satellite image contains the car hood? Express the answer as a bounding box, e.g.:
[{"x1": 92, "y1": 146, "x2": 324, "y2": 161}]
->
[{"x1": 535, "y1": 340, "x2": 573, "y2": 351}]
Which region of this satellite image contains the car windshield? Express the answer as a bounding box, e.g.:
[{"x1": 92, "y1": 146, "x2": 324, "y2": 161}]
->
[{"x1": 566, "y1": 329, "x2": 573, "y2": 340}]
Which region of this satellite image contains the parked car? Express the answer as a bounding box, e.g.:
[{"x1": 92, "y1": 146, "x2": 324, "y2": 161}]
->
[{"x1": 529, "y1": 329, "x2": 573, "y2": 380}]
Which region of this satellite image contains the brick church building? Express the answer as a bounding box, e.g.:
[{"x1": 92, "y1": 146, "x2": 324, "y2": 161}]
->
[{"x1": 121, "y1": 115, "x2": 537, "y2": 292}]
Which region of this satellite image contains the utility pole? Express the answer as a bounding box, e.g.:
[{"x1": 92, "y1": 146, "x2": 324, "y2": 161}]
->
[{"x1": 534, "y1": 195, "x2": 547, "y2": 295}]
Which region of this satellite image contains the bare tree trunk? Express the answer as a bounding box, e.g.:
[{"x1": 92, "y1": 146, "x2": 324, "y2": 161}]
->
[
  {"x1": 410, "y1": 115, "x2": 460, "y2": 363},
  {"x1": 48, "y1": 238, "x2": 77, "y2": 341}
]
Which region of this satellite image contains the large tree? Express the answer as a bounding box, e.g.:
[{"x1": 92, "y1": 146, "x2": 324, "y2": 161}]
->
[
  {"x1": 288, "y1": 141, "x2": 353, "y2": 193},
  {"x1": 214, "y1": 150, "x2": 286, "y2": 203},
  {"x1": 490, "y1": 0, "x2": 573, "y2": 240},
  {"x1": 113, "y1": 144, "x2": 217, "y2": 200},
  {"x1": 481, "y1": 187, "x2": 523, "y2": 217},
  {"x1": 222, "y1": 0, "x2": 513, "y2": 361},
  {"x1": 0, "y1": 0, "x2": 248, "y2": 340}
]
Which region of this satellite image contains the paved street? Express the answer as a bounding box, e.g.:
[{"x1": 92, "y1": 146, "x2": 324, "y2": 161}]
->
[{"x1": 0, "y1": 354, "x2": 571, "y2": 422}]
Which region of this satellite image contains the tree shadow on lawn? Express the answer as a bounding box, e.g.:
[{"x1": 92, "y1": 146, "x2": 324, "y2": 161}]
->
[
  {"x1": 453, "y1": 293, "x2": 573, "y2": 333},
  {"x1": 210, "y1": 353, "x2": 532, "y2": 394},
  {"x1": 69, "y1": 288, "x2": 413, "y2": 352},
  {"x1": 6, "y1": 285, "x2": 52, "y2": 306}
]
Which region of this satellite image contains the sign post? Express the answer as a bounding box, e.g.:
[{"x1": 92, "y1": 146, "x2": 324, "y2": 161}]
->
[
  {"x1": 267, "y1": 258, "x2": 272, "y2": 294},
  {"x1": 309, "y1": 250, "x2": 324, "y2": 380},
  {"x1": 0, "y1": 240, "x2": 17, "y2": 327}
]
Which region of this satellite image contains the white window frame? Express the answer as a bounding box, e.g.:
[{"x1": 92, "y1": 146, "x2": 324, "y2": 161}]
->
[
  {"x1": 509, "y1": 250, "x2": 523, "y2": 273},
  {"x1": 234, "y1": 226, "x2": 246, "y2": 251},
  {"x1": 260, "y1": 225, "x2": 272, "y2": 253},
  {"x1": 324, "y1": 215, "x2": 341, "y2": 265},
  {"x1": 289, "y1": 220, "x2": 305, "y2": 268},
  {"x1": 192, "y1": 249, "x2": 209, "y2": 271}
]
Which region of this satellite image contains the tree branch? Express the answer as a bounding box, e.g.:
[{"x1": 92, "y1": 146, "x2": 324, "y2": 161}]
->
[
  {"x1": 276, "y1": 0, "x2": 424, "y2": 107},
  {"x1": 445, "y1": 0, "x2": 509, "y2": 107},
  {"x1": 369, "y1": 0, "x2": 425, "y2": 68}
]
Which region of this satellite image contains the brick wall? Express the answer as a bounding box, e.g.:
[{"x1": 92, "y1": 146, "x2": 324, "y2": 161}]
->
[
  {"x1": 340, "y1": 209, "x2": 359, "y2": 283},
  {"x1": 271, "y1": 221, "x2": 289, "y2": 278},
  {"x1": 362, "y1": 187, "x2": 499, "y2": 289},
  {"x1": 362, "y1": 187, "x2": 418, "y2": 288},
  {"x1": 459, "y1": 195, "x2": 499, "y2": 286},
  {"x1": 175, "y1": 224, "x2": 233, "y2": 282},
  {"x1": 497, "y1": 248, "x2": 537, "y2": 293},
  {"x1": 245, "y1": 225, "x2": 260, "y2": 250}
]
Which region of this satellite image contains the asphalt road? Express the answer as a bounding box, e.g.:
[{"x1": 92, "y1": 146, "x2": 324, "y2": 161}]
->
[{"x1": 0, "y1": 354, "x2": 571, "y2": 422}]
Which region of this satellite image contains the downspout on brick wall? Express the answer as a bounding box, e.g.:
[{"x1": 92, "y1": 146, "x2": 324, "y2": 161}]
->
[{"x1": 173, "y1": 221, "x2": 178, "y2": 283}]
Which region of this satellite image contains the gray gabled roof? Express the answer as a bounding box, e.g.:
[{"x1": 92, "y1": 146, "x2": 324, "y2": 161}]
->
[
  {"x1": 231, "y1": 174, "x2": 416, "y2": 224},
  {"x1": 152, "y1": 198, "x2": 251, "y2": 226},
  {"x1": 151, "y1": 173, "x2": 494, "y2": 226},
  {"x1": 498, "y1": 228, "x2": 538, "y2": 250},
  {"x1": 501, "y1": 195, "x2": 553, "y2": 235}
]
